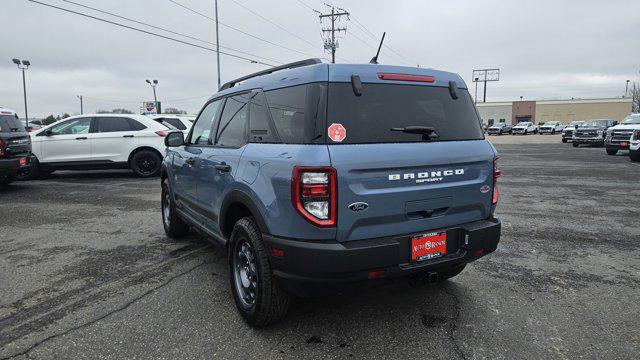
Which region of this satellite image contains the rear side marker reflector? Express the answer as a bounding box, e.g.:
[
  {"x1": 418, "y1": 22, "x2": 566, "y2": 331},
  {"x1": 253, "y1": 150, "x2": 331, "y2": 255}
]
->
[
  {"x1": 378, "y1": 73, "x2": 435, "y2": 83},
  {"x1": 155, "y1": 131, "x2": 169, "y2": 137},
  {"x1": 271, "y1": 248, "x2": 284, "y2": 257},
  {"x1": 368, "y1": 270, "x2": 386, "y2": 279}
]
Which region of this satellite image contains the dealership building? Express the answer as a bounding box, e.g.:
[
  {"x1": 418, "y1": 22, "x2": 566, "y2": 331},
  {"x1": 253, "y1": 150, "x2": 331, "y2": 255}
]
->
[{"x1": 476, "y1": 97, "x2": 633, "y2": 126}]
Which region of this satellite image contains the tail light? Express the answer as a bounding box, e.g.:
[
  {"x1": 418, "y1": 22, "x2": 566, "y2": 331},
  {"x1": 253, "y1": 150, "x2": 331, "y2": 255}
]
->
[
  {"x1": 155, "y1": 131, "x2": 169, "y2": 137},
  {"x1": 492, "y1": 156, "x2": 501, "y2": 205},
  {"x1": 0, "y1": 138, "x2": 4, "y2": 157},
  {"x1": 291, "y1": 166, "x2": 337, "y2": 227},
  {"x1": 378, "y1": 73, "x2": 435, "y2": 83}
]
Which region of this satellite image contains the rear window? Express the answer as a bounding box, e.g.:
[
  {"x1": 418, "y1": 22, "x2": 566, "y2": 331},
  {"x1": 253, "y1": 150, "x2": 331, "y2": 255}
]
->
[
  {"x1": 0, "y1": 114, "x2": 24, "y2": 133},
  {"x1": 326, "y1": 83, "x2": 483, "y2": 144}
]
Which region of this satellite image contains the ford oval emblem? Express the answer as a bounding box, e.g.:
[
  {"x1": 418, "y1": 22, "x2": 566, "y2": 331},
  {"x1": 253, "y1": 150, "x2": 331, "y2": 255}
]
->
[
  {"x1": 480, "y1": 185, "x2": 491, "y2": 193},
  {"x1": 348, "y1": 202, "x2": 369, "y2": 212}
]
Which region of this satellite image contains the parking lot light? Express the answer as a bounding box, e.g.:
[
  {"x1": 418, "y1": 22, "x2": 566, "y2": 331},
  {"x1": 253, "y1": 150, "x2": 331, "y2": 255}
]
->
[
  {"x1": 145, "y1": 79, "x2": 159, "y2": 114},
  {"x1": 12, "y1": 58, "x2": 30, "y2": 128}
]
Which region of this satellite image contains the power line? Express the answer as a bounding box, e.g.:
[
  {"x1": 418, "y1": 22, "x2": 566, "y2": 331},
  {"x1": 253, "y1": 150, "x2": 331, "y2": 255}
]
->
[
  {"x1": 228, "y1": 0, "x2": 320, "y2": 52},
  {"x1": 26, "y1": 0, "x2": 277, "y2": 66},
  {"x1": 58, "y1": 0, "x2": 283, "y2": 65},
  {"x1": 167, "y1": 0, "x2": 318, "y2": 58}
]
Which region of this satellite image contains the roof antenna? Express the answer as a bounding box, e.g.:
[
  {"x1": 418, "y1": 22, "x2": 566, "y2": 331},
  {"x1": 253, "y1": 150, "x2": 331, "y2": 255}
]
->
[{"x1": 369, "y1": 32, "x2": 386, "y2": 64}]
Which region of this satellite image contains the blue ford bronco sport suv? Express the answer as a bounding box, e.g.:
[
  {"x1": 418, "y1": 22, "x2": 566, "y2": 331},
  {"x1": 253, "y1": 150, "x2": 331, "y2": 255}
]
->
[{"x1": 161, "y1": 59, "x2": 501, "y2": 327}]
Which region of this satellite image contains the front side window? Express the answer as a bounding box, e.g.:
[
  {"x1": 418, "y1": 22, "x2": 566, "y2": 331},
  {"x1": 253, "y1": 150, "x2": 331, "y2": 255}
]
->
[
  {"x1": 96, "y1": 117, "x2": 133, "y2": 132},
  {"x1": 189, "y1": 100, "x2": 222, "y2": 145},
  {"x1": 49, "y1": 118, "x2": 91, "y2": 135}
]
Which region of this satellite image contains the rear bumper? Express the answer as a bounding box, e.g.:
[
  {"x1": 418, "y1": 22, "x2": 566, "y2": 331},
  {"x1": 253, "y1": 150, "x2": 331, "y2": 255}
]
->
[
  {"x1": 0, "y1": 155, "x2": 33, "y2": 178},
  {"x1": 263, "y1": 217, "x2": 501, "y2": 296}
]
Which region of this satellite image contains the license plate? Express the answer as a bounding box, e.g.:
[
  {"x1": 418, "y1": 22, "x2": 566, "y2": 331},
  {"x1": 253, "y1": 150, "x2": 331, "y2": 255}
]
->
[
  {"x1": 411, "y1": 232, "x2": 447, "y2": 262},
  {"x1": 620, "y1": 141, "x2": 628, "y2": 147}
]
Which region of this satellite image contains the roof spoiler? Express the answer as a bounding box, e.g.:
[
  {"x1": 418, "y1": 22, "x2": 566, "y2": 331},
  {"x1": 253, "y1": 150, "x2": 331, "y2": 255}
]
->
[{"x1": 219, "y1": 58, "x2": 323, "y2": 91}]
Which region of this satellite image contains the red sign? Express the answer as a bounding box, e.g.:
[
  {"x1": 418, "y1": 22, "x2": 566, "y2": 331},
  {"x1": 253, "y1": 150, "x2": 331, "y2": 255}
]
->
[
  {"x1": 411, "y1": 232, "x2": 447, "y2": 261},
  {"x1": 328, "y1": 123, "x2": 346, "y2": 142}
]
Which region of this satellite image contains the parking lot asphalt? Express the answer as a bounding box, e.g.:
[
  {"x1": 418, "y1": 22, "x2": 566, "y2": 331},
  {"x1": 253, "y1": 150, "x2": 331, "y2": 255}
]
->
[{"x1": 1, "y1": 140, "x2": 639, "y2": 359}]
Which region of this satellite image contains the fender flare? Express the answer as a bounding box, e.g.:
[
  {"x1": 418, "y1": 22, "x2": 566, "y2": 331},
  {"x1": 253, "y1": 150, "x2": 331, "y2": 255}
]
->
[{"x1": 219, "y1": 189, "x2": 269, "y2": 235}]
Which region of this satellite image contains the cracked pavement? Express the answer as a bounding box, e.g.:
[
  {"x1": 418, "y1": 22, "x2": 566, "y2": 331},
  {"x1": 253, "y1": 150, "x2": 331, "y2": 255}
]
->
[{"x1": 1, "y1": 142, "x2": 639, "y2": 359}]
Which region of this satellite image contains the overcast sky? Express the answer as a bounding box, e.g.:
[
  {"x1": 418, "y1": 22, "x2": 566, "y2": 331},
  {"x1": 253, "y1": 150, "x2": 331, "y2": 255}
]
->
[{"x1": 1, "y1": 0, "x2": 639, "y2": 118}]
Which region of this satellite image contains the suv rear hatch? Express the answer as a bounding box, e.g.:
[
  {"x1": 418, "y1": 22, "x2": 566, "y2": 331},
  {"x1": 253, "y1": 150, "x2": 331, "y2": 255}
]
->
[
  {"x1": 325, "y1": 81, "x2": 496, "y2": 242},
  {"x1": 0, "y1": 114, "x2": 31, "y2": 157}
]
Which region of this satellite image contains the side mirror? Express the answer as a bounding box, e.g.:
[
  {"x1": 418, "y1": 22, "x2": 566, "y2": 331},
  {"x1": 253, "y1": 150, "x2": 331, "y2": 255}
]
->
[
  {"x1": 44, "y1": 129, "x2": 53, "y2": 136},
  {"x1": 574, "y1": 124, "x2": 579, "y2": 129},
  {"x1": 165, "y1": 131, "x2": 185, "y2": 147}
]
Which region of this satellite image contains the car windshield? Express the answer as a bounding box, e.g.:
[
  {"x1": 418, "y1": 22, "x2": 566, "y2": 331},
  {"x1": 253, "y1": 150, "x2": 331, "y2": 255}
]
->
[
  {"x1": 621, "y1": 116, "x2": 640, "y2": 125},
  {"x1": 0, "y1": 114, "x2": 24, "y2": 132},
  {"x1": 580, "y1": 120, "x2": 609, "y2": 127},
  {"x1": 491, "y1": 123, "x2": 505, "y2": 128},
  {"x1": 516, "y1": 122, "x2": 531, "y2": 126},
  {"x1": 568, "y1": 121, "x2": 583, "y2": 126}
]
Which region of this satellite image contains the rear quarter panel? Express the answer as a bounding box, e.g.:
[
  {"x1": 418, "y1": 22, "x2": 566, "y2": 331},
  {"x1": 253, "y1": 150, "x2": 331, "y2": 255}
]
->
[{"x1": 236, "y1": 143, "x2": 336, "y2": 240}]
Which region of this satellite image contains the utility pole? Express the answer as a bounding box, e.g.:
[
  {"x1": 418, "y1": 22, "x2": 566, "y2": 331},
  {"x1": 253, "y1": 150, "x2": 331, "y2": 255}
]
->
[
  {"x1": 77, "y1": 95, "x2": 83, "y2": 115},
  {"x1": 12, "y1": 58, "x2": 30, "y2": 127},
  {"x1": 214, "y1": 0, "x2": 221, "y2": 90},
  {"x1": 319, "y1": 6, "x2": 349, "y2": 63}
]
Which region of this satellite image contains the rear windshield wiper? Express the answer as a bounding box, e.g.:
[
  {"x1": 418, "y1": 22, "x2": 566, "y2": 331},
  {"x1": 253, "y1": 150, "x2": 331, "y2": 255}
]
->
[{"x1": 390, "y1": 126, "x2": 439, "y2": 141}]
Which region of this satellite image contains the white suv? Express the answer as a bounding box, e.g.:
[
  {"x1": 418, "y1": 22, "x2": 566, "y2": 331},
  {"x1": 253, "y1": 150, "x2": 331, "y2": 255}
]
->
[
  {"x1": 630, "y1": 130, "x2": 640, "y2": 162},
  {"x1": 28, "y1": 114, "x2": 171, "y2": 177}
]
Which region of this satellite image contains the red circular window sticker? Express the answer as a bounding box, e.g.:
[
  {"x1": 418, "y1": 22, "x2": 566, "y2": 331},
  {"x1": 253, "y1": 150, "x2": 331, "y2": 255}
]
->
[{"x1": 328, "y1": 123, "x2": 346, "y2": 142}]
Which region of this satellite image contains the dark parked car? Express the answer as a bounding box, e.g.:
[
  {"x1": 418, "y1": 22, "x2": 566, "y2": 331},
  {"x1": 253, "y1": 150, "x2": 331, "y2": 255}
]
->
[
  {"x1": 486, "y1": 122, "x2": 512, "y2": 135},
  {"x1": 0, "y1": 109, "x2": 33, "y2": 186},
  {"x1": 161, "y1": 59, "x2": 502, "y2": 327}
]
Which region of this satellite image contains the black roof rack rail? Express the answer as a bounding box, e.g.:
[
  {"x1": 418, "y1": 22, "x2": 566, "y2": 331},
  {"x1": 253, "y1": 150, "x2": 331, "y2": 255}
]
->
[{"x1": 219, "y1": 58, "x2": 323, "y2": 91}]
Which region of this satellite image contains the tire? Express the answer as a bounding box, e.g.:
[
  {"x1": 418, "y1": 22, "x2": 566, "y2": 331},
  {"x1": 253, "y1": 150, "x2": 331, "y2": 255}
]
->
[
  {"x1": 0, "y1": 175, "x2": 15, "y2": 186},
  {"x1": 161, "y1": 178, "x2": 189, "y2": 238},
  {"x1": 573, "y1": 142, "x2": 579, "y2": 147},
  {"x1": 229, "y1": 217, "x2": 290, "y2": 327},
  {"x1": 498, "y1": 130, "x2": 502, "y2": 135},
  {"x1": 551, "y1": 130, "x2": 556, "y2": 135},
  {"x1": 630, "y1": 151, "x2": 640, "y2": 162},
  {"x1": 438, "y1": 264, "x2": 466, "y2": 283},
  {"x1": 130, "y1": 150, "x2": 162, "y2": 177},
  {"x1": 562, "y1": 138, "x2": 567, "y2": 143},
  {"x1": 606, "y1": 148, "x2": 618, "y2": 156},
  {"x1": 524, "y1": 130, "x2": 528, "y2": 135}
]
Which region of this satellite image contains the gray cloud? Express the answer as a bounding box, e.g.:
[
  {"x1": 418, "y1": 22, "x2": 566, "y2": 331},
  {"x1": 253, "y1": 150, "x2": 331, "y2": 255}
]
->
[{"x1": 1, "y1": 0, "x2": 638, "y2": 117}]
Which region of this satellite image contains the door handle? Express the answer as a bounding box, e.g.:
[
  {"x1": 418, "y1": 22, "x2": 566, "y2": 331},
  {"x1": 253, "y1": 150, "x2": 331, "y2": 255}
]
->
[
  {"x1": 215, "y1": 163, "x2": 231, "y2": 172},
  {"x1": 123, "y1": 135, "x2": 134, "y2": 138},
  {"x1": 76, "y1": 137, "x2": 87, "y2": 140},
  {"x1": 185, "y1": 158, "x2": 196, "y2": 166}
]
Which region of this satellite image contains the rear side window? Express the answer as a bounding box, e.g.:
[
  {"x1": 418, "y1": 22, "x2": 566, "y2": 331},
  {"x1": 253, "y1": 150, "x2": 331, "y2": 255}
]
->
[
  {"x1": 264, "y1": 83, "x2": 326, "y2": 144},
  {"x1": 216, "y1": 94, "x2": 249, "y2": 148},
  {"x1": 162, "y1": 118, "x2": 187, "y2": 130},
  {"x1": 0, "y1": 114, "x2": 23, "y2": 133},
  {"x1": 97, "y1": 117, "x2": 134, "y2": 132},
  {"x1": 249, "y1": 91, "x2": 277, "y2": 143},
  {"x1": 327, "y1": 83, "x2": 483, "y2": 143}
]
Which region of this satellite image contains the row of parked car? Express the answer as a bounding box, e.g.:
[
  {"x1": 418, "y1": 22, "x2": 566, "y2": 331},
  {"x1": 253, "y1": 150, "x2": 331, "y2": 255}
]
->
[
  {"x1": 563, "y1": 115, "x2": 640, "y2": 160},
  {"x1": 486, "y1": 121, "x2": 567, "y2": 135},
  {"x1": 0, "y1": 107, "x2": 195, "y2": 186}
]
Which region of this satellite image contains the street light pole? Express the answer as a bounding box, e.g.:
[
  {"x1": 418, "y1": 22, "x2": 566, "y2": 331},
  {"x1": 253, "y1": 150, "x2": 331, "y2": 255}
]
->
[
  {"x1": 12, "y1": 58, "x2": 30, "y2": 127},
  {"x1": 146, "y1": 79, "x2": 159, "y2": 114},
  {"x1": 77, "y1": 95, "x2": 83, "y2": 114},
  {"x1": 626, "y1": 80, "x2": 630, "y2": 97},
  {"x1": 474, "y1": 77, "x2": 479, "y2": 104},
  {"x1": 214, "y1": 0, "x2": 221, "y2": 90}
]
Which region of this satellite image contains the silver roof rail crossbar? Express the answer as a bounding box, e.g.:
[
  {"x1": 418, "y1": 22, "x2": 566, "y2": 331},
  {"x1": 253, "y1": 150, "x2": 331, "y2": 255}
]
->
[{"x1": 220, "y1": 58, "x2": 323, "y2": 91}]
